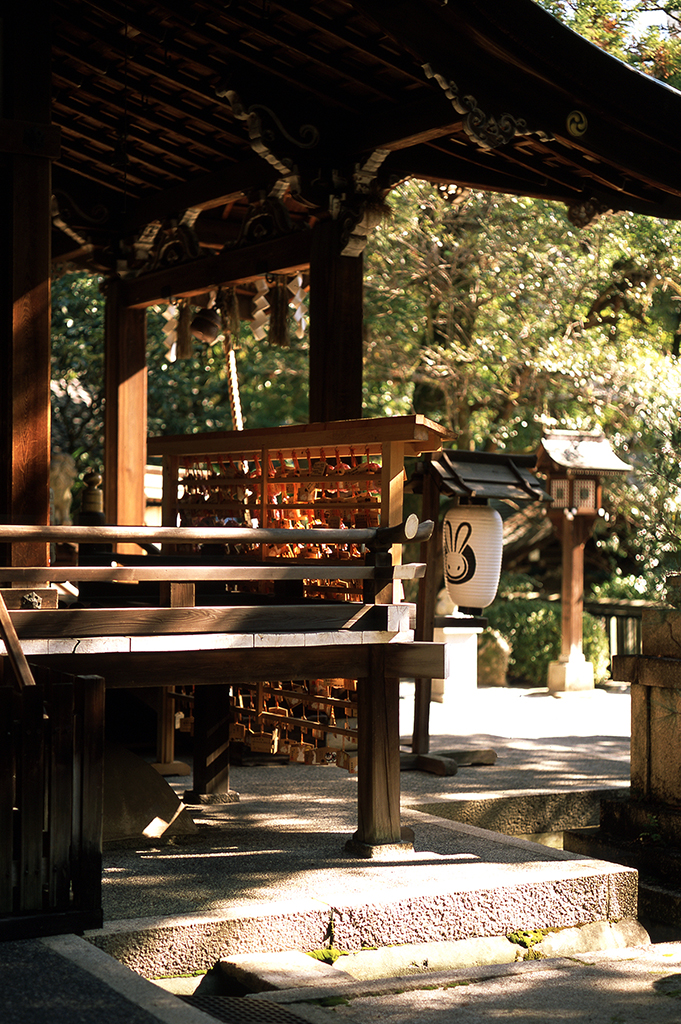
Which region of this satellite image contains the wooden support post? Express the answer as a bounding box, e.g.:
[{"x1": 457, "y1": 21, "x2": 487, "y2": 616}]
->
[
  {"x1": 413, "y1": 462, "x2": 441, "y2": 754},
  {"x1": 547, "y1": 511, "x2": 596, "y2": 692},
  {"x1": 309, "y1": 220, "x2": 364, "y2": 422},
  {"x1": 0, "y1": 2, "x2": 52, "y2": 568},
  {"x1": 185, "y1": 684, "x2": 236, "y2": 804},
  {"x1": 104, "y1": 280, "x2": 148, "y2": 535},
  {"x1": 348, "y1": 646, "x2": 409, "y2": 854},
  {"x1": 560, "y1": 514, "x2": 590, "y2": 660}
]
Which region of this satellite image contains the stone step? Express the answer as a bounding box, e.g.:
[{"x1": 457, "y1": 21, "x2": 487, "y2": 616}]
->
[
  {"x1": 411, "y1": 787, "x2": 629, "y2": 836},
  {"x1": 211, "y1": 919, "x2": 649, "y2": 994},
  {"x1": 88, "y1": 841, "x2": 638, "y2": 978}
]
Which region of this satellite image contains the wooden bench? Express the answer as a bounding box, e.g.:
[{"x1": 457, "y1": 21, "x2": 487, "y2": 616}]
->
[{"x1": 0, "y1": 517, "x2": 447, "y2": 854}]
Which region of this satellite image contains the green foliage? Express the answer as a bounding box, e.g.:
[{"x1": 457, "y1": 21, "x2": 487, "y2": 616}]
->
[
  {"x1": 485, "y1": 576, "x2": 611, "y2": 685},
  {"x1": 50, "y1": 273, "x2": 310, "y2": 478},
  {"x1": 51, "y1": 273, "x2": 106, "y2": 476},
  {"x1": 507, "y1": 928, "x2": 547, "y2": 948},
  {"x1": 305, "y1": 947, "x2": 349, "y2": 964}
]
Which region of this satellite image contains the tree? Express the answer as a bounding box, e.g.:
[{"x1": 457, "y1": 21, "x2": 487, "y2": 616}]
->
[{"x1": 363, "y1": 181, "x2": 681, "y2": 453}]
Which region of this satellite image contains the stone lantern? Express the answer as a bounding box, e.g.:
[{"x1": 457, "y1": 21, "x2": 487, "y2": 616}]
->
[{"x1": 537, "y1": 430, "x2": 630, "y2": 693}]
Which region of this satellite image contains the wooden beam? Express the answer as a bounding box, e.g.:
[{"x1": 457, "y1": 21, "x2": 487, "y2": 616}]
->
[
  {"x1": 119, "y1": 229, "x2": 313, "y2": 309},
  {"x1": 104, "y1": 281, "x2": 148, "y2": 531}
]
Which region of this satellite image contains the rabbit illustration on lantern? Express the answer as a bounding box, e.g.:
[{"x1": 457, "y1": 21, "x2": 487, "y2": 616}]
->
[
  {"x1": 443, "y1": 505, "x2": 503, "y2": 609},
  {"x1": 444, "y1": 519, "x2": 476, "y2": 585}
]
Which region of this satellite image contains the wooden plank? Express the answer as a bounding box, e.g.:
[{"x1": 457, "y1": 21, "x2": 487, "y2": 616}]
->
[
  {"x1": 18, "y1": 685, "x2": 44, "y2": 911},
  {"x1": 46, "y1": 673, "x2": 75, "y2": 910},
  {"x1": 0, "y1": 591, "x2": 36, "y2": 687},
  {"x1": 8, "y1": 603, "x2": 400, "y2": 638},
  {"x1": 0, "y1": 522, "x2": 425, "y2": 549},
  {"x1": 0, "y1": 687, "x2": 14, "y2": 912}
]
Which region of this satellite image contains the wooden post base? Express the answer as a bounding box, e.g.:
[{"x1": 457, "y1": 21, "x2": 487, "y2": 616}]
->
[{"x1": 345, "y1": 825, "x2": 415, "y2": 859}]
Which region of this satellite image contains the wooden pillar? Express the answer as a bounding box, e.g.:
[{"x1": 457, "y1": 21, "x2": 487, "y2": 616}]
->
[
  {"x1": 0, "y1": 2, "x2": 55, "y2": 567},
  {"x1": 104, "y1": 280, "x2": 147, "y2": 528},
  {"x1": 349, "y1": 646, "x2": 405, "y2": 851},
  {"x1": 308, "y1": 220, "x2": 364, "y2": 422},
  {"x1": 558, "y1": 514, "x2": 592, "y2": 660}
]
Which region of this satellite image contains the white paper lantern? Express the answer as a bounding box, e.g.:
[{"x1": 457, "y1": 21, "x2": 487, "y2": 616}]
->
[{"x1": 443, "y1": 504, "x2": 503, "y2": 609}]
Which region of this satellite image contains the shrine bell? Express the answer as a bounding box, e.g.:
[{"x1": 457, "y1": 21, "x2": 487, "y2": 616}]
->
[{"x1": 536, "y1": 430, "x2": 631, "y2": 693}]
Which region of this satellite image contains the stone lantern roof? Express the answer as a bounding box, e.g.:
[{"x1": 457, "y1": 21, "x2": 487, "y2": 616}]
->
[{"x1": 538, "y1": 431, "x2": 631, "y2": 478}]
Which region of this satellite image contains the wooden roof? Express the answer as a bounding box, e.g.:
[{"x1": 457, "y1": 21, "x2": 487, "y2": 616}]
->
[
  {"x1": 427, "y1": 450, "x2": 549, "y2": 503},
  {"x1": 50, "y1": 0, "x2": 681, "y2": 281}
]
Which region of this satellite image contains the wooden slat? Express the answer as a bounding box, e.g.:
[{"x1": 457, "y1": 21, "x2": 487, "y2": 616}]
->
[
  {"x1": 0, "y1": 687, "x2": 14, "y2": 912},
  {"x1": 8, "y1": 603, "x2": 404, "y2": 639}
]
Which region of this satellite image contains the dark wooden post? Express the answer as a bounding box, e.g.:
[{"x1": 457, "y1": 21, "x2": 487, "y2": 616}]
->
[
  {"x1": 104, "y1": 280, "x2": 148, "y2": 531},
  {"x1": 348, "y1": 646, "x2": 408, "y2": 853},
  {"x1": 0, "y1": 2, "x2": 55, "y2": 567},
  {"x1": 412, "y1": 461, "x2": 441, "y2": 754},
  {"x1": 185, "y1": 684, "x2": 235, "y2": 804},
  {"x1": 547, "y1": 510, "x2": 596, "y2": 691},
  {"x1": 308, "y1": 220, "x2": 364, "y2": 422},
  {"x1": 559, "y1": 514, "x2": 591, "y2": 660}
]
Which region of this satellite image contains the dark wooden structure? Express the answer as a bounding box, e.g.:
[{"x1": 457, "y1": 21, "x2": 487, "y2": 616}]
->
[
  {"x1": 5, "y1": 0, "x2": 681, "y2": 933},
  {"x1": 0, "y1": 666, "x2": 104, "y2": 939},
  {"x1": 0, "y1": 519, "x2": 445, "y2": 862}
]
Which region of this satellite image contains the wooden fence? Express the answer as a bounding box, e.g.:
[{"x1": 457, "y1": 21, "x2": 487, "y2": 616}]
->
[{"x1": 0, "y1": 667, "x2": 104, "y2": 939}]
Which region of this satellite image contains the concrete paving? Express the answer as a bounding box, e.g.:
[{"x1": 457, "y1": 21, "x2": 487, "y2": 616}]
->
[{"x1": 5, "y1": 681, "x2": 661, "y2": 1024}]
